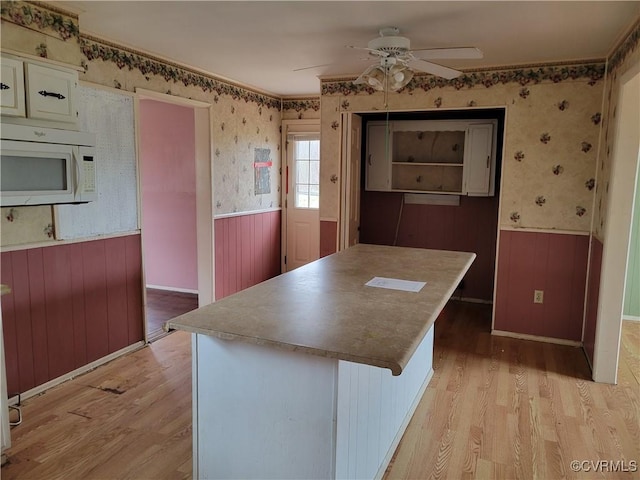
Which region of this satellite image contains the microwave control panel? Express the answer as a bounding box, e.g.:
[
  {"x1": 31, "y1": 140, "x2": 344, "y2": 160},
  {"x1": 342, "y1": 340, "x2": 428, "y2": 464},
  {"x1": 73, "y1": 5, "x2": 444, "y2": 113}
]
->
[
  {"x1": 83, "y1": 157, "x2": 96, "y2": 192},
  {"x1": 77, "y1": 145, "x2": 97, "y2": 202}
]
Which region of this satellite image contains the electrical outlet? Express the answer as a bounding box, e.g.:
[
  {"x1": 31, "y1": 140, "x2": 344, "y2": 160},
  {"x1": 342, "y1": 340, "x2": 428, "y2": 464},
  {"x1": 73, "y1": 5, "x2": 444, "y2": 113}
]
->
[{"x1": 534, "y1": 290, "x2": 544, "y2": 304}]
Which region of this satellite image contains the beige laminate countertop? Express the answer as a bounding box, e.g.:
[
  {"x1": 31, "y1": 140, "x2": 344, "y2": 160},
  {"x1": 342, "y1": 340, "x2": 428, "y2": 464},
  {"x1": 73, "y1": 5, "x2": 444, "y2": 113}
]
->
[{"x1": 167, "y1": 244, "x2": 475, "y2": 375}]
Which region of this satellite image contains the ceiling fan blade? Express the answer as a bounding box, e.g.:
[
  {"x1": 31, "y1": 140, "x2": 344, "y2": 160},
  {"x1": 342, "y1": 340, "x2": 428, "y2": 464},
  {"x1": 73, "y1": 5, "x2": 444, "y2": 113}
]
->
[
  {"x1": 294, "y1": 56, "x2": 372, "y2": 72},
  {"x1": 407, "y1": 59, "x2": 463, "y2": 79},
  {"x1": 346, "y1": 45, "x2": 389, "y2": 57},
  {"x1": 411, "y1": 47, "x2": 483, "y2": 60},
  {"x1": 293, "y1": 62, "x2": 338, "y2": 72}
]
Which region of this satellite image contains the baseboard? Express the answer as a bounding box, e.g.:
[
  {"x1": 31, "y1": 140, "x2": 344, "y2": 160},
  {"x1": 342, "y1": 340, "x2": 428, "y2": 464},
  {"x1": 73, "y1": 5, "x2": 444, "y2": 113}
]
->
[
  {"x1": 492, "y1": 329, "x2": 581, "y2": 347},
  {"x1": 8, "y1": 341, "x2": 145, "y2": 406},
  {"x1": 623, "y1": 315, "x2": 640, "y2": 322},
  {"x1": 146, "y1": 284, "x2": 199, "y2": 295}
]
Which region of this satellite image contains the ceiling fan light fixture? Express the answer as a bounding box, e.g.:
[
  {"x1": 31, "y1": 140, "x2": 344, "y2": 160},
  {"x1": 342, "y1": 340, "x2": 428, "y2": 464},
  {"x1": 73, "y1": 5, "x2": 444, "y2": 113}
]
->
[
  {"x1": 367, "y1": 66, "x2": 386, "y2": 89},
  {"x1": 388, "y1": 64, "x2": 413, "y2": 91},
  {"x1": 354, "y1": 64, "x2": 387, "y2": 91},
  {"x1": 354, "y1": 63, "x2": 413, "y2": 92}
]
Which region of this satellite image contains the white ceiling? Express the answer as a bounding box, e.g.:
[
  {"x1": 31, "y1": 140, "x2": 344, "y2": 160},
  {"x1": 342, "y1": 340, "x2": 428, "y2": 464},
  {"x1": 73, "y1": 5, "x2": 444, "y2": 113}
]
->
[{"x1": 55, "y1": 1, "x2": 640, "y2": 97}]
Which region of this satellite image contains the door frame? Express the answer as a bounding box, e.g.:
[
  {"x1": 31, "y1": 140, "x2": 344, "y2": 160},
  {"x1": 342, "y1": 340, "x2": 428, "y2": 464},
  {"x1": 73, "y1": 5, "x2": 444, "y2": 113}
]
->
[
  {"x1": 280, "y1": 119, "x2": 320, "y2": 272},
  {"x1": 134, "y1": 89, "x2": 214, "y2": 341},
  {"x1": 592, "y1": 61, "x2": 640, "y2": 383},
  {"x1": 339, "y1": 112, "x2": 362, "y2": 250}
]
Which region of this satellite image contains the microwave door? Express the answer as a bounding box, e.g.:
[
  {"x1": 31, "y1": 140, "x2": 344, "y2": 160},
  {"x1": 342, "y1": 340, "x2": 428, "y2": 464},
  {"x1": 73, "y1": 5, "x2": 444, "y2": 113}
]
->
[{"x1": 0, "y1": 140, "x2": 75, "y2": 206}]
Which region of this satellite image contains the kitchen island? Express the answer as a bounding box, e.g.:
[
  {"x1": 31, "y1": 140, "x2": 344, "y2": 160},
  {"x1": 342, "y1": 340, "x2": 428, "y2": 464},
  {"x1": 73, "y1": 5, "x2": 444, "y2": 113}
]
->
[{"x1": 167, "y1": 244, "x2": 475, "y2": 479}]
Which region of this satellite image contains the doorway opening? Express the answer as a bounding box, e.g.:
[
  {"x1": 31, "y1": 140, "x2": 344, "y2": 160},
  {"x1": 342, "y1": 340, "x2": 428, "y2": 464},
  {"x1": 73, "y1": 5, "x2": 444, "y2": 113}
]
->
[
  {"x1": 137, "y1": 90, "x2": 213, "y2": 342},
  {"x1": 592, "y1": 62, "x2": 640, "y2": 383},
  {"x1": 341, "y1": 108, "x2": 505, "y2": 304}
]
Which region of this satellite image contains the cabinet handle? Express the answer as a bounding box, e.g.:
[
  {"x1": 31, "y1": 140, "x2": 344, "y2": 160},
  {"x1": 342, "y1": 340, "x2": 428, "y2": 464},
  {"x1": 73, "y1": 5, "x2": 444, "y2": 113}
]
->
[
  {"x1": 486, "y1": 155, "x2": 490, "y2": 169},
  {"x1": 368, "y1": 154, "x2": 372, "y2": 166},
  {"x1": 38, "y1": 90, "x2": 66, "y2": 100},
  {"x1": 0, "y1": 83, "x2": 9, "y2": 90}
]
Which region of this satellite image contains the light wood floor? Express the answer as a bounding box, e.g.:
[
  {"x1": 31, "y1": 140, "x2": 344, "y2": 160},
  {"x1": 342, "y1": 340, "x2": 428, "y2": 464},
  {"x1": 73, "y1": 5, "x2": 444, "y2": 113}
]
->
[{"x1": 1, "y1": 301, "x2": 638, "y2": 480}]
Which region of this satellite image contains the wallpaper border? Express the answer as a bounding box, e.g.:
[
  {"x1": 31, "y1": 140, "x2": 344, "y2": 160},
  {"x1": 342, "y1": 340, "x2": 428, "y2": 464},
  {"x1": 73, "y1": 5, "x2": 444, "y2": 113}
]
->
[
  {"x1": 282, "y1": 98, "x2": 321, "y2": 112},
  {"x1": 80, "y1": 34, "x2": 282, "y2": 110},
  {"x1": 321, "y1": 62, "x2": 606, "y2": 95},
  {"x1": 609, "y1": 17, "x2": 640, "y2": 73},
  {"x1": 1, "y1": 0, "x2": 79, "y2": 41}
]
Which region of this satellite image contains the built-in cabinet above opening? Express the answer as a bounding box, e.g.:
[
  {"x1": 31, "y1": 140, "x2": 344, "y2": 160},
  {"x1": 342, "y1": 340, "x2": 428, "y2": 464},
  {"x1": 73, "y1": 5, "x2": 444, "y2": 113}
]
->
[
  {"x1": 365, "y1": 119, "x2": 498, "y2": 196},
  {"x1": 1, "y1": 54, "x2": 79, "y2": 128}
]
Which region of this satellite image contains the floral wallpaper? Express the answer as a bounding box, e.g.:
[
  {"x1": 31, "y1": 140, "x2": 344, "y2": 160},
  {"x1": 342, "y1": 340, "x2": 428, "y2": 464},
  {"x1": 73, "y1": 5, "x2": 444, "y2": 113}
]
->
[
  {"x1": 1, "y1": 206, "x2": 54, "y2": 246},
  {"x1": 1, "y1": 1, "x2": 638, "y2": 237},
  {"x1": 0, "y1": 1, "x2": 82, "y2": 66},
  {"x1": 1, "y1": 2, "x2": 283, "y2": 217},
  {"x1": 319, "y1": 62, "x2": 606, "y2": 232},
  {"x1": 78, "y1": 36, "x2": 283, "y2": 215},
  {"x1": 593, "y1": 19, "x2": 640, "y2": 241}
]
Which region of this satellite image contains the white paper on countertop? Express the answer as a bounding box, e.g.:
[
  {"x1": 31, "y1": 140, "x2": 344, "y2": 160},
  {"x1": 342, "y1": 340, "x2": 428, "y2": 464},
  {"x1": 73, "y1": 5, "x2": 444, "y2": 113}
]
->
[{"x1": 365, "y1": 277, "x2": 426, "y2": 293}]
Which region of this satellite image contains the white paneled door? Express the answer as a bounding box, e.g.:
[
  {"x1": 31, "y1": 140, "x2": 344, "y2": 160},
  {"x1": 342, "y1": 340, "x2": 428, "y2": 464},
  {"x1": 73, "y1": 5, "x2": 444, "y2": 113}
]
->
[{"x1": 285, "y1": 134, "x2": 320, "y2": 271}]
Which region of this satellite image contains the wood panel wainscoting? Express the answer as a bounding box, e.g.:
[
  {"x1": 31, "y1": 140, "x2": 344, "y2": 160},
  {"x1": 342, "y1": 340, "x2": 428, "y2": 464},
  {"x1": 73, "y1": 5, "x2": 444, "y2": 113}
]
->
[
  {"x1": 494, "y1": 229, "x2": 589, "y2": 342},
  {"x1": 360, "y1": 192, "x2": 499, "y2": 302},
  {"x1": 214, "y1": 209, "x2": 281, "y2": 300},
  {"x1": 1, "y1": 301, "x2": 638, "y2": 479},
  {"x1": 320, "y1": 219, "x2": 338, "y2": 258},
  {"x1": 0, "y1": 234, "x2": 144, "y2": 397}
]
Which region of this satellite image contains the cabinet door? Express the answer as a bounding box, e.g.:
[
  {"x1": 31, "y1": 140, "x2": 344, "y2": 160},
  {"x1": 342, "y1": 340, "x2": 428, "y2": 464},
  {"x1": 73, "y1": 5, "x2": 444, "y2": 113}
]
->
[
  {"x1": 365, "y1": 123, "x2": 391, "y2": 191},
  {"x1": 25, "y1": 63, "x2": 77, "y2": 124},
  {"x1": 1, "y1": 57, "x2": 26, "y2": 117},
  {"x1": 463, "y1": 124, "x2": 494, "y2": 196}
]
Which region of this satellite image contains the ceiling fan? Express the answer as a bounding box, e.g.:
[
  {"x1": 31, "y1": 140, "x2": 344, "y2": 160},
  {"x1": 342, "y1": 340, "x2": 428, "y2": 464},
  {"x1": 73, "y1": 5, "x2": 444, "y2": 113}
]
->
[{"x1": 351, "y1": 27, "x2": 483, "y2": 91}]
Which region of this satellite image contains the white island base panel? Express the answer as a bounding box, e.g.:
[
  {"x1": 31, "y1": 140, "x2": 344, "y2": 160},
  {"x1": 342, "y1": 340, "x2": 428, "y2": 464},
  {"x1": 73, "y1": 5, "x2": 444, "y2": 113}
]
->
[{"x1": 192, "y1": 324, "x2": 434, "y2": 479}]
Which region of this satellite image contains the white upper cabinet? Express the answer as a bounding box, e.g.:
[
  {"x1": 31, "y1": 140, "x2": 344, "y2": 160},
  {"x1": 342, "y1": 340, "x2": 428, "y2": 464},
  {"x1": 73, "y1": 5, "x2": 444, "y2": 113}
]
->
[
  {"x1": 365, "y1": 123, "x2": 392, "y2": 191},
  {"x1": 1, "y1": 54, "x2": 78, "y2": 128},
  {"x1": 365, "y1": 119, "x2": 497, "y2": 196},
  {"x1": 1, "y1": 56, "x2": 26, "y2": 118},
  {"x1": 463, "y1": 123, "x2": 495, "y2": 196},
  {"x1": 25, "y1": 63, "x2": 77, "y2": 124}
]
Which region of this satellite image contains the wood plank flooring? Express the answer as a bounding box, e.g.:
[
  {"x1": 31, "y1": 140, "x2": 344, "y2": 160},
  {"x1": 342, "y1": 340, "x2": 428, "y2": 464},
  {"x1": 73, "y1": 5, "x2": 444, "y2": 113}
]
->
[
  {"x1": 145, "y1": 288, "x2": 198, "y2": 341},
  {"x1": 1, "y1": 301, "x2": 638, "y2": 479},
  {"x1": 384, "y1": 306, "x2": 640, "y2": 480}
]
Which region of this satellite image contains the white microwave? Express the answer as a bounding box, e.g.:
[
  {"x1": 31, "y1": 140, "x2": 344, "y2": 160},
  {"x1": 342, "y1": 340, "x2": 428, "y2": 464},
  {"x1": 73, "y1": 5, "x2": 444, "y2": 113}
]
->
[{"x1": 1, "y1": 124, "x2": 96, "y2": 206}]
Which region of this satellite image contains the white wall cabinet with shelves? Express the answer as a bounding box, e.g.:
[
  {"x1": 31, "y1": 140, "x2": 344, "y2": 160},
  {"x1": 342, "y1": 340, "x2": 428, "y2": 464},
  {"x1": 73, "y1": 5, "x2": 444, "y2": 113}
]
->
[
  {"x1": 365, "y1": 119, "x2": 498, "y2": 196},
  {"x1": 1, "y1": 54, "x2": 78, "y2": 128}
]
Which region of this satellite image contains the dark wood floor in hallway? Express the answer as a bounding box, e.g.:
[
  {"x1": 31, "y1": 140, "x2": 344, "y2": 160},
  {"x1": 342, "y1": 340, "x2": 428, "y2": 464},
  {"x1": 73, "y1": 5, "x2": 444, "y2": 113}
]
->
[
  {"x1": 145, "y1": 288, "x2": 198, "y2": 341},
  {"x1": 1, "y1": 301, "x2": 638, "y2": 479}
]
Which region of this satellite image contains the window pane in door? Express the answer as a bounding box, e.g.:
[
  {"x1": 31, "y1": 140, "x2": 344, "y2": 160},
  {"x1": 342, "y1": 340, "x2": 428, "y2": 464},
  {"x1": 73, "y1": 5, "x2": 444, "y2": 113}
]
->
[
  {"x1": 293, "y1": 138, "x2": 320, "y2": 209},
  {"x1": 297, "y1": 160, "x2": 310, "y2": 184},
  {"x1": 309, "y1": 184, "x2": 319, "y2": 209},
  {"x1": 309, "y1": 160, "x2": 320, "y2": 184},
  {"x1": 296, "y1": 184, "x2": 309, "y2": 208},
  {"x1": 296, "y1": 141, "x2": 310, "y2": 160}
]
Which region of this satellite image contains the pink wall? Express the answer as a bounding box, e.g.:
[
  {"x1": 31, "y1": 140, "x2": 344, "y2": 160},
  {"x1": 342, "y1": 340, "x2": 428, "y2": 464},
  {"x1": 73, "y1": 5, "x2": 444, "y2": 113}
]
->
[
  {"x1": 360, "y1": 191, "x2": 499, "y2": 301},
  {"x1": 215, "y1": 210, "x2": 281, "y2": 300},
  {"x1": 0, "y1": 235, "x2": 144, "y2": 395},
  {"x1": 583, "y1": 236, "x2": 603, "y2": 364},
  {"x1": 140, "y1": 99, "x2": 197, "y2": 291},
  {"x1": 494, "y1": 230, "x2": 589, "y2": 341}
]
